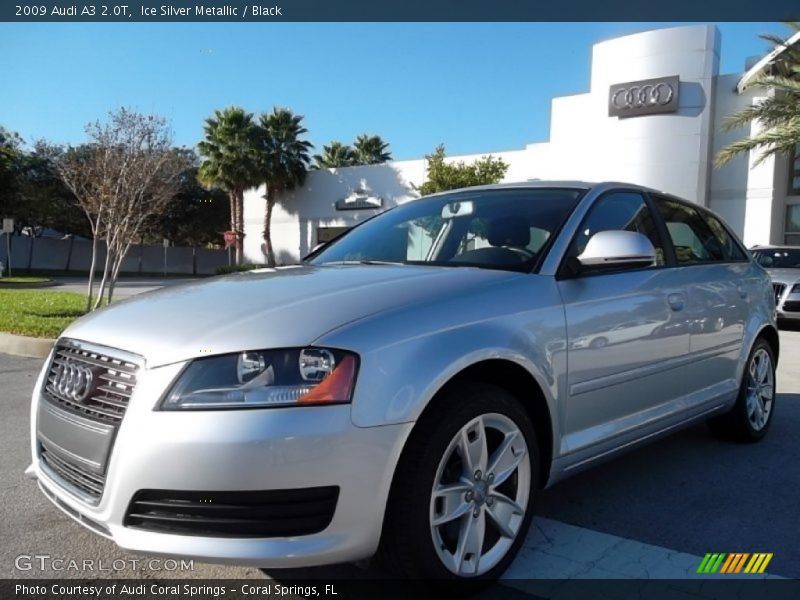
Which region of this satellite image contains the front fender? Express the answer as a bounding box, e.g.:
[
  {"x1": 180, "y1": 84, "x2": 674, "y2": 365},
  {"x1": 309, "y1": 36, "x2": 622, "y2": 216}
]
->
[
  {"x1": 314, "y1": 273, "x2": 566, "y2": 451},
  {"x1": 354, "y1": 321, "x2": 562, "y2": 428}
]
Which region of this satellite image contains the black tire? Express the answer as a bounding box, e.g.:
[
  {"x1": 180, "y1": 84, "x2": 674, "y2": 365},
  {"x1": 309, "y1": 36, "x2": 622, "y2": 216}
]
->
[
  {"x1": 707, "y1": 337, "x2": 776, "y2": 443},
  {"x1": 379, "y1": 382, "x2": 539, "y2": 585}
]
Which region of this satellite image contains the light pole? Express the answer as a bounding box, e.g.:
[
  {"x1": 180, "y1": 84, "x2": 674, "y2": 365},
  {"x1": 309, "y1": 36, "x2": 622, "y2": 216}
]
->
[{"x1": 2, "y1": 218, "x2": 13, "y2": 277}]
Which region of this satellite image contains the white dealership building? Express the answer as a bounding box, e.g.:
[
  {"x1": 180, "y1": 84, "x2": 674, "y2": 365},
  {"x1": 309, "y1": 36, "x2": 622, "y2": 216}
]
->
[{"x1": 243, "y1": 24, "x2": 800, "y2": 264}]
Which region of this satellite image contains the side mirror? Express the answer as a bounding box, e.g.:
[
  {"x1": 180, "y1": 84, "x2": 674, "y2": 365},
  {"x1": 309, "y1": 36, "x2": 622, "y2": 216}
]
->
[{"x1": 577, "y1": 230, "x2": 656, "y2": 272}]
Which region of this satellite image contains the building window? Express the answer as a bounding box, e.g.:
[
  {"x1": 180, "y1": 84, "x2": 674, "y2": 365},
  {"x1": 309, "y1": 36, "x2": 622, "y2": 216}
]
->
[
  {"x1": 786, "y1": 205, "x2": 800, "y2": 245},
  {"x1": 317, "y1": 226, "x2": 350, "y2": 245},
  {"x1": 790, "y1": 144, "x2": 800, "y2": 196}
]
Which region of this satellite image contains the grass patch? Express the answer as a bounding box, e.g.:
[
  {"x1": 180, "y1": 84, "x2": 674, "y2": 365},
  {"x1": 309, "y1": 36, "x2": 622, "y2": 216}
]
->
[
  {"x1": 18, "y1": 268, "x2": 205, "y2": 279},
  {"x1": 0, "y1": 290, "x2": 93, "y2": 338},
  {"x1": 0, "y1": 276, "x2": 52, "y2": 284}
]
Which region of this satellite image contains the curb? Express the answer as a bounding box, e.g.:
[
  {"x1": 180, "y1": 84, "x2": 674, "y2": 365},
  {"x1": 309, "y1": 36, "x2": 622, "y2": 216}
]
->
[
  {"x1": 0, "y1": 332, "x2": 55, "y2": 359},
  {"x1": 0, "y1": 281, "x2": 58, "y2": 289}
]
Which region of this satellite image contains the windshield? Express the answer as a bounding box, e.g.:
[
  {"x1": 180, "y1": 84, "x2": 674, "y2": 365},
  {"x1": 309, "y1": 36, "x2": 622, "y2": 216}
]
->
[
  {"x1": 752, "y1": 248, "x2": 800, "y2": 269},
  {"x1": 308, "y1": 188, "x2": 585, "y2": 272}
]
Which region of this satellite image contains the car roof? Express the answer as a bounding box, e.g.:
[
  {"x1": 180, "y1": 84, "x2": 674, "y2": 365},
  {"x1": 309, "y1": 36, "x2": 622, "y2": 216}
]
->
[{"x1": 424, "y1": 180, "x2": 670, "y2": 197}]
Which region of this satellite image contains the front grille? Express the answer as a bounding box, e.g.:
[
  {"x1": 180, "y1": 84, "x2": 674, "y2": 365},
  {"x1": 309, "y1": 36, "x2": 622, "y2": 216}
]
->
[
  {"x1": 782, "y1": 300, "x2": 800, "y2": 312},
  {"x1": 124, "y1": 487, "x2": 340, "y2": 537},
  {"x1": 40, "y1": 443, "x2": 105, "y2": 500},
  {"x1": 773, "y1": 283, "x2": 786, "y2": 305},
  {"x1": 43, "y1": 342, "x2": 139, "y2": 424}
]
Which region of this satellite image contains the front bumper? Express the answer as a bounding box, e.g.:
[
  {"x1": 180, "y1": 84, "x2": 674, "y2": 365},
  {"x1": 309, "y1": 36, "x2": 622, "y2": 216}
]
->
[
  {"x1": 777, "y1": 293, "x2": 800, "y2": 320},
  {"x1": 29, "y1": 358, "x2": 413, "y2": 568}
]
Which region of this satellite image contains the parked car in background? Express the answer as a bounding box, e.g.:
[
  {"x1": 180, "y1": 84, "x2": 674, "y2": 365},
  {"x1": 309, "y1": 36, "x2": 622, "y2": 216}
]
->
[
  {"x1": 27, "y1": 182, "x2": 778, "y2": 585},
  {"x1": 751, "y1": 246, "x2": 800, "y2": 322}
]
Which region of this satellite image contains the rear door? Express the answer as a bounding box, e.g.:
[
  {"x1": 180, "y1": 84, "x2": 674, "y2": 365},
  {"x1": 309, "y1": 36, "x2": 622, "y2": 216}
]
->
[{"x1": 649, "y1": 195, "x2": 749, "y2": 393}]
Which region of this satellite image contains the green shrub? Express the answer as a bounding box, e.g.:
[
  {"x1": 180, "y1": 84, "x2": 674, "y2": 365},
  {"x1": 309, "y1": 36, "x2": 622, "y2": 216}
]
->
[{"x1": 215, "y1": 263, "x2": 261, "y2": 275}]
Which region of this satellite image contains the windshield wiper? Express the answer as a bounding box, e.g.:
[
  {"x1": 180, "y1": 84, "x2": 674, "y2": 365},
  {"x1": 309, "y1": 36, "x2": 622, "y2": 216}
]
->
[{"x1": 319, "y1": 260, "x2": 405, "y2": 266}]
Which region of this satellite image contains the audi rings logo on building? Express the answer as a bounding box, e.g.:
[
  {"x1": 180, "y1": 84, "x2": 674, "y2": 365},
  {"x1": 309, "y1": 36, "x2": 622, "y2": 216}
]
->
[
  {"x1": 609, "y1": 75, "x2": 680, "y2": 118},
  {"x1": 54, "y1": 361, "x2": 95, "y2": 402},
  {"x1": 612, "y1": 83, "x2": 674, "y2": 110}
]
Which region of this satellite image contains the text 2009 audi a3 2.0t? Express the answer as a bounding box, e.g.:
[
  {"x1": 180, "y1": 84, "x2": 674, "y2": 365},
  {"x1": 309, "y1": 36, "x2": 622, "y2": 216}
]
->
[{"x1": 27, "y1": 182, "x2": 779, "y2": 582}]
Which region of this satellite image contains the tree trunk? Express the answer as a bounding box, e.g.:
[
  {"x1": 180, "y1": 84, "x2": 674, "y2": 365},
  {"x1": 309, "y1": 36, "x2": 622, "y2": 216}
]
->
[
  {"x1": 236, "y1": 188, "x2": 245, "y2": 265},
  {"x1": 228, "y1": 190, "x2": 241, "y2": 265},
  {"x1": 94, "y1": 240, "x2": 113, "y2": 310},
  {"x1": 264, "y1": 189, "x2": 276, "y2": 267},
  {"x1": 108, "y1": 245, "x2": 126, "y2": 304},
  {"x1": 86, "y1": 230, "x2": 98, "y2": 312}
]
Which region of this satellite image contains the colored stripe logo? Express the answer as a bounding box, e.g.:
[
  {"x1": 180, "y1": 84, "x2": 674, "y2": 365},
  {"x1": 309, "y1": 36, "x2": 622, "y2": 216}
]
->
[{"x1": 697, "y1": 553, "x2": 773, "y2": 574}]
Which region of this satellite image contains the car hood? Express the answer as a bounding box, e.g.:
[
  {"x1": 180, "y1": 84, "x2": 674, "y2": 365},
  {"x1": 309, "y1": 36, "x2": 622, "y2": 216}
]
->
[
  {"x1": 61, "y1": 264, "x2": 519, "y2": 367},
  {"x1": 765, "y1": 268, "x2": 800, "y2": 285}
]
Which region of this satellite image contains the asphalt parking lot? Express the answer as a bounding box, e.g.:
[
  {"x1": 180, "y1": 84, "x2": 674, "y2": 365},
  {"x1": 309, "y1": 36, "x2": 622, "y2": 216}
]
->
[{"x1": 2, "y1": 329, "x2": 799, "y2": 581}]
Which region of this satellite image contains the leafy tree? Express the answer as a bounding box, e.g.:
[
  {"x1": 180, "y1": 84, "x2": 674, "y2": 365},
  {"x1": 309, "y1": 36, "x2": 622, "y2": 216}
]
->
[
  {"x1": 0, "y1": 133, "x2": 88, "y2": 238},
  {"x1": 716, "y1": 24, "x2": 800, "y2": 166},
  {"x1": 0, "y1": 127, "x2": 23, "y2": 220},
  {"x1": 17, "y1": 144, "x2": 88, "y2": 237},
  {"x1": 255, "y1": 107, "x2": 313, "y2": 267},
  {"x1": 198, "y1": 107, "x2": 261, "y2": 264},
  {"x1": 353, "y1": 134, "x2": 392, "y2": 165},
  {"x1": 417, "y1": 144, "x2": 509, "y2": 196},
  {"x1": 314, "y1": 141, "x2": 358, "y2": 168},
  {"x1": 142, "y1": 156, "x2": 229, "y2": 247}
]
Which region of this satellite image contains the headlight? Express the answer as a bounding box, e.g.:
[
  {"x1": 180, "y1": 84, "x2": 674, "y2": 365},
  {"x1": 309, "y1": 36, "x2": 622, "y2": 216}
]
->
[{"x1": 160, "y1": 348, "x2": 358, "y2": 410}]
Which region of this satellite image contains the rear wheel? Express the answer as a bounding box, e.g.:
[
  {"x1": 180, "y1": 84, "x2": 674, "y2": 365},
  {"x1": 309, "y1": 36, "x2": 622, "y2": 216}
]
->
[
  {"x1": 708, "y1": 338, "x2": 776, "y2": 442},
  {"x1": 380, "y1": 383, "x2": 538, "y2": 583},
  {"x1": 590, "y1": 336, "x2": 608, "y2": 349}
]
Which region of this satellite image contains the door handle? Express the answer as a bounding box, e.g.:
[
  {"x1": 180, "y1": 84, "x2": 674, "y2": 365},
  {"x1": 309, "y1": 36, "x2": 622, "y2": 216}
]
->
[
  {"x1": 667, "y1": 293, "x2": 685, "y2": 311},
  {"x1": 737, "y1": 285, "x2": 748, "y2": 299}
]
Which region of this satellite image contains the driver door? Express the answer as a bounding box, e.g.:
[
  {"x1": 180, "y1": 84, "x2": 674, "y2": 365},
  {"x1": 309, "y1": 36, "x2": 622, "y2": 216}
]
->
[{"x1": 557, "y1": 191, "x2": 692, "y2": 457}]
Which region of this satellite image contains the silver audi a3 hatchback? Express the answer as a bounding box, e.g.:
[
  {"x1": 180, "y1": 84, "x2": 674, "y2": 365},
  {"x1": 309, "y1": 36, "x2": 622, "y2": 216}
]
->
[{"x1": 28, "y1": 182, "x2": 779, "y2": 582}]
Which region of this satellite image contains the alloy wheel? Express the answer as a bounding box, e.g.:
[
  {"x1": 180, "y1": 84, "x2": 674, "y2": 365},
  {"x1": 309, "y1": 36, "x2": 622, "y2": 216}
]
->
[
  {"x1": 746, "y1": 347, "x2": 774, "y2": 431},
  {"x1": 429, "y1": 413, "x2": 531, "y2": 576}
]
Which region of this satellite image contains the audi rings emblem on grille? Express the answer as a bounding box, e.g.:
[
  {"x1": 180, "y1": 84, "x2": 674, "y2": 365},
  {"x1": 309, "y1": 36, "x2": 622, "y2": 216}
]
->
[
  {"x1": 611, "y1": 83, "x2": 674, "y2": 110},
  {"x1": 55, "y1": 361, "x2": 95, "y2": 402},
  {"x1": 608, "y1": 75, "x2": 680, "y2": 118}
]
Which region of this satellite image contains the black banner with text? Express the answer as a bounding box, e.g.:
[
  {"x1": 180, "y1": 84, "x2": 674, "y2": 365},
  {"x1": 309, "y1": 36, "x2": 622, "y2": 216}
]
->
[{"x1": 2, "y1": 0, "x2": 800, "y2": 22}]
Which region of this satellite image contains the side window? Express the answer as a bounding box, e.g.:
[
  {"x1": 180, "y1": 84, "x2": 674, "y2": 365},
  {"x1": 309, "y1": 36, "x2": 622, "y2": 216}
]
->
[
  {"x1": 652, "y1": 197, "x2": 727, "y2": 264},
  {"x1": 570, "y1": 192, "x2": 665, "y2": 266},
  {"x1": 700, "y1": 211, "x2": 748, "y2": 261}
]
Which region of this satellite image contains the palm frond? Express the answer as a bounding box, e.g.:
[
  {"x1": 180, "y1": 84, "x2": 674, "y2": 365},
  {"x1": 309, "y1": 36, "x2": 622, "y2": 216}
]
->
[{"x1": 715, "y1": 23, "x2": 800, "y2": 167}]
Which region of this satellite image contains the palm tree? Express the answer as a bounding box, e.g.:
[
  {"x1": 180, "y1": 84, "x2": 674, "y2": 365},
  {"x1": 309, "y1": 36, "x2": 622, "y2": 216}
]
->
[
  {"x1": 256, "y1": 107, "x2": 313, "y2": 267},
  {"x1": 716, "y1": 24, "x2": 800, "y2": 167},
  {"x1": 197, "y1": 107, "x2": 260, "y2": 264},
  {"x1": 314, "y1": 141, "x2": 357, "y2": 169},
  {"x1": 353, "y1": 134, "x2": 392, "y2": 165}
]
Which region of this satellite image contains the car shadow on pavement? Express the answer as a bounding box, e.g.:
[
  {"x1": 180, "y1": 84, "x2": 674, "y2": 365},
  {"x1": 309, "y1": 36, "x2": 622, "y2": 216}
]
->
[
  {"x1": 263, "y1": 561, "x2": 533, "y2": 599},
  {"x1": 265, "y1": 392, "x2": 800, "y2": 583}
]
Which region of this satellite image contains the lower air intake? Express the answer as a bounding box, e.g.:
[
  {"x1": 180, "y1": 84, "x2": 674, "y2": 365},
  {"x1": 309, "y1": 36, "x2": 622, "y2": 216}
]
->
[{"x1": 124, "y1": 487, "x2": 339, "y2": 537}]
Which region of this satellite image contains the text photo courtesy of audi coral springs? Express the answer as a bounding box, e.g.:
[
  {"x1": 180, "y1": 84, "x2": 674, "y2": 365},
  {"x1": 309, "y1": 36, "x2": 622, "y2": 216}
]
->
[
  {"x1": 16, "y1": 584, "x2": 334, "y2": 597},
  {"x1": 28, "y1": 181, "x2": 779, "y2": 583}
]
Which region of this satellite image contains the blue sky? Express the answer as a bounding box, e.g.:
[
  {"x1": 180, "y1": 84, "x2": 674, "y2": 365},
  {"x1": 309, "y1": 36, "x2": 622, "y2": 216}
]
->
[{"x1": 0, "y1": 22, "x2": 789, "y2": 160}]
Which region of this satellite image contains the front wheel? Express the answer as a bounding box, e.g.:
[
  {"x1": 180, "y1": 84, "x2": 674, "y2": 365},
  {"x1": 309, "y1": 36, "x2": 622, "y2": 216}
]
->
[
  {"x1": 380, "y1": 383, "x2": 538, "y2": 582},
  {"x1": 708, "y1": 338, "x2": 776, "y2": 442}
]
